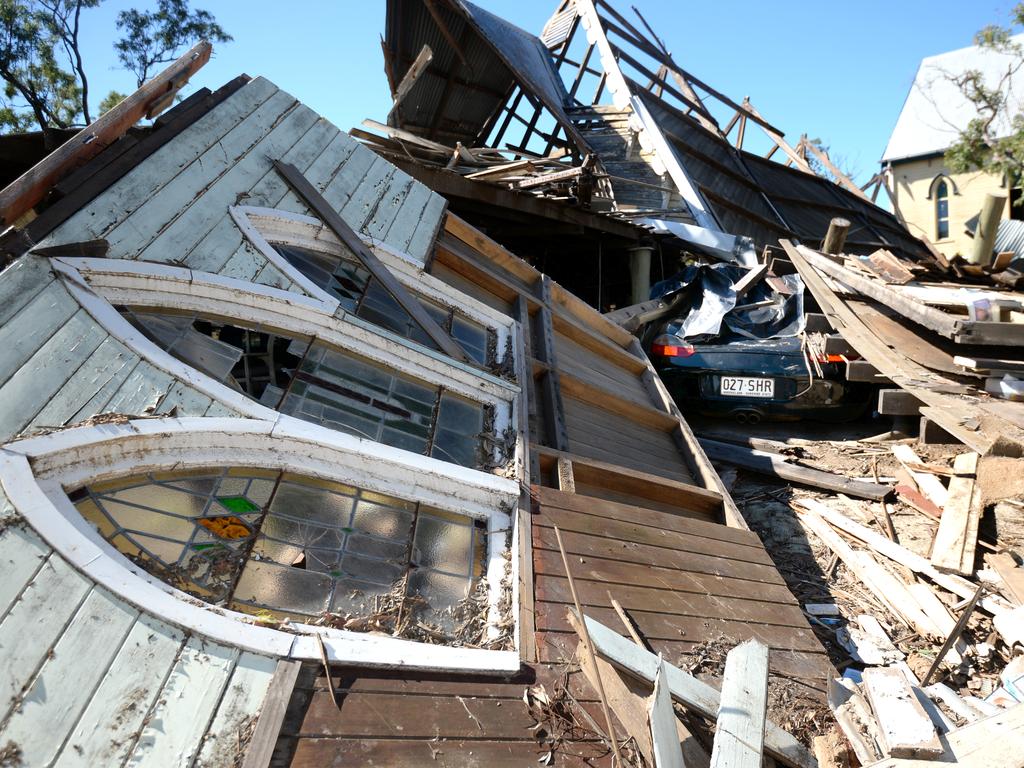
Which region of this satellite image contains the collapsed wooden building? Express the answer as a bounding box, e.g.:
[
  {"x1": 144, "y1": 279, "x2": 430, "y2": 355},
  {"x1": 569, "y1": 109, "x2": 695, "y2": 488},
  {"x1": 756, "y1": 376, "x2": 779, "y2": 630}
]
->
[
  {"x1": 0, "y1": 35, "x2": 839, "y2": 768},
  {"x1": 2, "y1": 2, "x2": 1024, "y2": 767}
]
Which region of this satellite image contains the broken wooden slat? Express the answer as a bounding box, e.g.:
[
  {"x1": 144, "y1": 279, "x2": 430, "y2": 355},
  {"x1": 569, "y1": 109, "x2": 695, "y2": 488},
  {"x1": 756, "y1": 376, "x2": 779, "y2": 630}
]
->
[
  {"x1": 240, "y1": 658, "x2": 302, "y2": 768},
  {"x1": 698, "y1": 437, "x2": 892, "y2": 501},
  {"x1": 796, "y1": 498, "x2": 1013, "y2": 615},
  {"x1": 862, "y1": 667, "x2": 942, "y2": 759},
  {"x1": 864, "y1": 249, "x2": 916, "y2": 285},
  {"x1": 860, "y1": 698, "x2": 1024, "y2": 767},
  {"x1": 930, "y1": 452, "x2": 981, "y2": 576},
  {"x1": 273, "y1": 160, "x2": 467, "y2": 364},
  {"x1": 0, "y1": 42, "x2": 212, "y2": 227},
  {"x1": 827, "y1": 677, "x2": 884, "y2": 765},
  {"x1": 649, "y1": 657, "x2": 686, "y2": 768},
  {"x1": 710, "y1": 640, "x2": 769, "y2": 768},
  {"x1": 987, "y1": 552, "x2": 1024, "y2": 606},
  {"x1": 573, "y1": 613, "x2": 816, "y2": 768},
  {"x1": 891, "y1": 445, "x2": 948, "y2": 509}
]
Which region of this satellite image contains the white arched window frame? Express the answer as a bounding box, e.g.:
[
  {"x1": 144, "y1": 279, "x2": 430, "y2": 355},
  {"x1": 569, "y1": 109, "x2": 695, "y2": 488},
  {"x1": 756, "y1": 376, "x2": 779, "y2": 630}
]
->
[
  {"x1": 0, "y1": 417, "x2": 520, "y2": 673},
  {"x1": 229, "y1": 205, "x2": 514, "y2": 365},
  {"x1": 50, "y1": 257, "x2": 520, "y2": 473}
]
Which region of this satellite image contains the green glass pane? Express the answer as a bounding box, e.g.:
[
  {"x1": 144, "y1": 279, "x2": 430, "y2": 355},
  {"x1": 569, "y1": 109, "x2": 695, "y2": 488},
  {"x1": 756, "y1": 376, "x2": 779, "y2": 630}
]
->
[{"x1": 216, "y1": 496, "x2": 261, "y2": 514}]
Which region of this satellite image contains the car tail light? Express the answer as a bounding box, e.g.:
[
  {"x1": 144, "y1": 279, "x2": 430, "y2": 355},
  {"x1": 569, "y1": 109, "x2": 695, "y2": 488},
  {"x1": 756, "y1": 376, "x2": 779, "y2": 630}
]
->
[
  {"x1": 651, "y1": 335, "x2": 695, "y2": 358},
  {"x1": 813, "y1": 353, "x2": 847, "y2": 363}
]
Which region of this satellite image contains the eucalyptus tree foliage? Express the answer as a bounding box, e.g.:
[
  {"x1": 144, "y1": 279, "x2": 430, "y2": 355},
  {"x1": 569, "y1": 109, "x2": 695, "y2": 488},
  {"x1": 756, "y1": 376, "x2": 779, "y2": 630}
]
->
[
  {"x1": 945, "y1": 3, "x2": 1024, "y2": 188},
  {"x1": 0, "y1": 0, "x2": 229, "y2": 144}
]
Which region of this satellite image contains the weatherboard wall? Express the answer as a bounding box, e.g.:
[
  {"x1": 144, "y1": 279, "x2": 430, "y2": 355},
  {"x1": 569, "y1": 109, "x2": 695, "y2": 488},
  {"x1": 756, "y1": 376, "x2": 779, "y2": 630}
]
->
[
  {"x1": 38, "y1": 76, "x2": 447, "y2": 283},
  {"x1": 0, "y1": 488, "x2": 277, "y2": 768}
]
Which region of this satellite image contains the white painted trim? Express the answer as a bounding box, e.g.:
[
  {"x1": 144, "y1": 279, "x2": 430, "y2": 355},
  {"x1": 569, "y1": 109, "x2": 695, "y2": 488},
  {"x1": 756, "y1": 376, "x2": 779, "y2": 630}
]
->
[
  {"x1": 228, "y1": 205, "x2": 340, "y2": 305},
  {"x1": 233, "y1": 205, "x2": 515, "y2": 334},
  {"x1": 54, "y1": 258, "x2": 518, "y2": 406},
  {"x1": 0, "y1": 418, "x2": 521, "y2": 673}
]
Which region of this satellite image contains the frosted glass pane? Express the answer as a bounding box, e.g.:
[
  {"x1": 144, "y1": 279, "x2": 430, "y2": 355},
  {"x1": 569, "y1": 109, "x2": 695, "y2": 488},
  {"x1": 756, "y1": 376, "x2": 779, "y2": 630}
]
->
[
  {"x1": 104, "y1": 485, "x2": 207, "y2": 518},
  {"x1": 104, "y1": 501, "x2": 194, "y2": 540},
  {"x1": 413, "y1": 514, "x2": 473, "y2": 576},
  {"x1": 269, "y1": 483, "x2": 354, "y2": 528},
  {"x1": 345, "y1": 532, "x2": 408, "y2": 563},
  {"x1": 162, "y1": 476, "x2": 220, "y2": 496},
  {"x1": 130, "y1": 533, "x2": 187, "y2": 564},
  {"x1": 233, "y1": 560, "x2": 331, "y2": 615},
  {"x1": 261, "y1": 516, "x2": 346, "y2": 550},
  {"x1": 407, "y1": 569, "x2": 472, "y2": 615},
  {"x1": 253, "y1": 537, "x2": 305, "y2": 567},
  {"x1": 330, "y1": 579, "x2": 394, "y2": 614},
  {"x1": 351, "y1": 500, "x2": 414, "y2": 540},
  {"x1": 340, "y1": 554, "x2": 404, "y2": 585}
]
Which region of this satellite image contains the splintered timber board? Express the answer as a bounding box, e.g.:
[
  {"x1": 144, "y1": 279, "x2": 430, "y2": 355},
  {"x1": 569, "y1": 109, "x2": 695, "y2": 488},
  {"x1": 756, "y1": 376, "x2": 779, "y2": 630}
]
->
[
  {"x1": 710, "y1": 640, "x2": 769, "y2": 768},
  {"x1": 862, "y1": 667, "x2": 942, "y2": 759},
  {"x1": 930, "y1": 453, "x2": 981, "y2": 576}
]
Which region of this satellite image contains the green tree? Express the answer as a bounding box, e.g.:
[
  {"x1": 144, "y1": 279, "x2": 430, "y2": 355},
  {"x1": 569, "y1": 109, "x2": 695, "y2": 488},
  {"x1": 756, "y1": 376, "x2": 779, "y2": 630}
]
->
[
  {"x1": 115, "y1": 0, "x2": 231, "y2": 88},
  {"x1": 0, "y1": 0, "x2": 88, "y2": 144},
  {"x1": 0, "y1": 0, "x2": 229, "y2": 142},
  {"x1": 945, "y1": 4, "x2": 1024, "y2": 184}
]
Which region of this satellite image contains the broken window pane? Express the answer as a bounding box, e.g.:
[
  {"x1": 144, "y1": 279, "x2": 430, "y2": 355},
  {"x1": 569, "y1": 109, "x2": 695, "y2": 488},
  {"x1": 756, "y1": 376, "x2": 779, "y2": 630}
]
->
[
  {"x1": 72, "y1": 469, "x2": 488, "y2": 642},
  {"x1": 272, "y1": 241, "x2": 494, "y2": 367},
  {"x1": 119, "y1": 308, "x2": 489, "y2": 468}
]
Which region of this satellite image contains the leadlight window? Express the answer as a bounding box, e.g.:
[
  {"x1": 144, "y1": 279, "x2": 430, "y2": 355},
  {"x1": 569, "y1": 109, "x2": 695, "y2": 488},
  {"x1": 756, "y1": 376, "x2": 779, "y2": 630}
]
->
[
  {"x1": 274, "y1": 242, "x2": 492, "y2": 366},
  {"x1": 936, "y1": 179, "x2": 950, "y2": 240},
  {"x1": 70, "y1": 469, "x2": 487, "y2": 634},
  {"x1": 121, "y1": 308, "x2": 492, "y2": 468}
]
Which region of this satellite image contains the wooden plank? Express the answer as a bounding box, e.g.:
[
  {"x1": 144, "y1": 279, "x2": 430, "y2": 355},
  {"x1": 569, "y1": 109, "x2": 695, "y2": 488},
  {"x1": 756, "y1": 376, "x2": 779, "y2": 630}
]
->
[
  {"x1": 122, "y1": 637, "x2": 238, "y2": 766},
  {"x1": 532, "y1": 526, "x2": 784, "y2": 583},
  {"x1": 892, "y1": 445, "x2": 948, "y2": 508},
  {"x1": 560, "y1": 370, "x2": 677, "y2": 431},
  {"x1": 862, "y1": 697, "x2": 1024, "y2": 767},
  {"x1": 796, "y1": 507, "x2": 942, "y2": 638},
  {"x1": 239, "y1": 658, "x2": 301, "y2": 768},
  {"x1": 537, "y1": 278, "x2": 570, "y2": 451},
  {"x1": 534, "y1": 453, "x2": 722, "y2": 518},
  {"x1": 797, "y1": 498, "x2": 1012, "y2": 615},
  {"x1": 0, "y1": 555, "x2": 91, "y2": 722},
  {"x1": 0, "y1": 279, "x2": 78, "y2": 384},
  {"x1": 0, "y1": 41, "x2": 212, "y2": 227},
  {"x1": 101, "y1": 360, "x2": 174, "y2": 415},
  {"x1": 0, "y1": 257, "x2": 55, "y2": 327},
  {"x1": 861, "y1": 667, "x2": 941, "y2": 759},
  {"x1": 289, "y1": 737, "x2": 614, "y2": 767},
  {"x1": 141, "y1": 104, "x2": 320, "y2": 265},
  {"x1": 0, "y1": 512, "x2": 49, "y2": 621},
  {"x1": 103, "y1": 83, "x2": 292, "y2": 256},
  {"x1": 987, "y1": 552, "x2": 1024, "y2": 605},
  {"x1": 864, "y1": 250, "x2": 916, "y2": 284},
  {"x1": 535, "y1": 486, "x2": 765, "y2": 549},
  {"x1": 274, "y1": 160, "x2": 468, "y2": 362},
  {"x1": 710, "y1": 640, "x2": 769, "y2": 768},
  {"x1": 575, "y1": 614, "x2": 816, "y2": 768},
  {"x1": 579, "y1": 646, "x2": 656, "y2": 764},
  {"x1": 27, "y1": 337, "x2": 138, "y2": 431},
  {"x1": 698, "y1": 437, "x2": 893, "y2": 501},
  {"x1": 198, "y1": 652, "x2": 278, "y2": 767},
  {"x1": 57, "y1": 614, "x2": 186, "y2": 767},
  {"x1": 0, "y1": 588, "x2": 137, "y2": 766},
  {"x1": 930, "y1": 452, "x2": 980, "y2": 576},
  {"x1": 536, "y1": 587, "x2": 818, "y2": 643},
  {"x1": 649, "y1": 657, "x2": 686, "y2": 768},
  {"x1": 783, "y1": 240, "x2": 1024, "y2": 456},
  {"x1": 46, "y1": 77, "x2": 279, "y2": 245}
]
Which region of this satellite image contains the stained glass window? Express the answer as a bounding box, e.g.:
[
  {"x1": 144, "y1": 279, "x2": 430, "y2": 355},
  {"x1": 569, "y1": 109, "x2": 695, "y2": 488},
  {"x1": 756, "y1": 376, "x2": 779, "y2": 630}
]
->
[
  {"x1": 274, "y1": 242, "x2": 492, "y2": 366},
  {"x1": 71, "y1": 469, "x2": 488, "y2": 634},
  {"x1": 122, "y1": 309, "x2": 490, "y2": 468}
]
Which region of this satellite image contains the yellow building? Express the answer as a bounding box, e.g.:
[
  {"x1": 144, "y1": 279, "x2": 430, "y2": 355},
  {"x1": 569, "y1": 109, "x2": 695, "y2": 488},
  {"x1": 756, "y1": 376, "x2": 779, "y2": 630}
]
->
[{"x1": 882, "y1": 36, "x2": 1024, "y2": 259}]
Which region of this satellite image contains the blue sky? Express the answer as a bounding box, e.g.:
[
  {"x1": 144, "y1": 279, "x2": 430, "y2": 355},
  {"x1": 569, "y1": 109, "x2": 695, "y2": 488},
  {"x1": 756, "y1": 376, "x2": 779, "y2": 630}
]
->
[{"x1": 74, "y1": 0, "x2": 1018, "y2": 185}]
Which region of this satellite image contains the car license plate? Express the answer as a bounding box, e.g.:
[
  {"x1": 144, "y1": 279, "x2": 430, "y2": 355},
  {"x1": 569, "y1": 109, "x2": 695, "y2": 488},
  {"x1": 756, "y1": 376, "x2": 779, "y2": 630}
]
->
[{"x1": 720, "y1": 376, "x2": 774, "y2": 398}]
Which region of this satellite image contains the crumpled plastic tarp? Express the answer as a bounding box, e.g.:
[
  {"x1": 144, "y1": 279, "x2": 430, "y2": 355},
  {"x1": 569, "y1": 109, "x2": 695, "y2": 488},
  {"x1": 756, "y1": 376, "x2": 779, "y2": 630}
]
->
[{"x1": 649, "y1": 263, "x2": 805, "y2": 342}]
